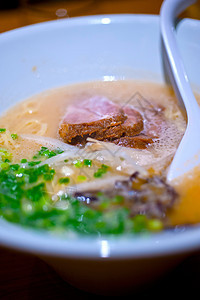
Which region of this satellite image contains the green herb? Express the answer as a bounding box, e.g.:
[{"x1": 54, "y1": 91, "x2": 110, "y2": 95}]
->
[
  {"x1": 0, "y1": 149, "x2": 12, "y2": 164},
  {"x1": 0, "y1": 162, "x2": 10, "y2": 170},
  {"x1": 59, "y1": 177, "x2": 70, "y2": 184},
  {"x1": 77, "y1": 175, "x2": 87, "y2": 181},
  {"x1": 99, "y1": 201, "x2": 110, "y2": 210},
  {"x1": 73, "y1": 160, "x2": 83, "y2": 168},
  {"x1": 0, "y1": 128, "x2": 6, "y2": 133},
  {"x1": 43, "y1": 169, "x2": 55, "y2": 181},
  {"x1": 97, "y1": 191, "x2": 103, "y2": 196},
  {"x1": 94, "y1": 164, "x2": 109, "y2": 178},
  {"x1": 33, "y1": 146, "x2": 64, "y2": 160},
  {"x1": 83, "y1": 159, "x2": 92, "y2": 167},
  {"x1": 101, "y1": 164, "x2": 109, "y2": 170},
  {"x1": 73, "y1": 159, "x2": 92, "y2": 168},
  {"x1": 26, "y1": 183, "x2": 46, "y2": 202},
  {"x1": 112, "y1": 195, "x2": 124, "y2": 204},
  {"x1": 11, "y1": 133, "x2": 18, "y2": 140},
  {"x1": 0, "y1": 149, "x2": 164, "y2": 236},
  {"x1": 147, "y1": 219, "x2": 163, "y2": 231},
  {"x1": 4, "y1": 159, "x2": 10, "y2": 163},
  {"x1": 10, "y1": 164, "x2": 20, "y2": 171},
  {"x1": 21, "y1": 159, "x2": 27, "y2": 164},
  {"x1": 132, "y1": 215, "x2": 148, "y2": 233},
  {"x1": 16, "y1": 162, "x2": 55, "y2": 184},
  {"x1": 28, "y1": 161, "x2": 41, "y2": 167}
]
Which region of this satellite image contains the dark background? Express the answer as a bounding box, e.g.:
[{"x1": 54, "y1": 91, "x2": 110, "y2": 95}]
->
[{"x1": 1, "y1": 245, "x2": 200, "y2": 299}]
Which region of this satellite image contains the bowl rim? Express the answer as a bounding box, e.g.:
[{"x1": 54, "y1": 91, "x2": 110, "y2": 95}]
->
[
  {"x1": 1, "y1": 12, "x2": 199, "y2": 40},
  {"x1": 1, "y1": 14, "x2": 200, "y2": 259}
]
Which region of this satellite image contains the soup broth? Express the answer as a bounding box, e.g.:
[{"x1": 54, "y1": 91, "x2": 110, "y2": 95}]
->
[{"x1": 0, "y1": 80, "x2": 199, "y2": 235}]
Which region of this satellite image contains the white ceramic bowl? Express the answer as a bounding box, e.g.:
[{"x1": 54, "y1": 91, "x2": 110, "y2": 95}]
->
[{"x1": 1, "y1": 15, "x2": 200, "y2": 295}]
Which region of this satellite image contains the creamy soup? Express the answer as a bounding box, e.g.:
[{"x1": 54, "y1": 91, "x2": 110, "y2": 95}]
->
[{"x1": 0, "y1": 80, "x2": 199, "y2": 235}]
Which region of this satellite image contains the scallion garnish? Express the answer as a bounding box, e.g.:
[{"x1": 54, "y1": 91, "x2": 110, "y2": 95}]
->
[
  {"x1": 33, "y1": 146, "x2": 64, "y2": 160},
  {"x1": 59, "y1": 177, "x2": 70, "y2": 184},
  {"x1": 73, "y1": 160, "x2": 83, "y2": 168},
  {"x1": 83, "y1": 159, "x2": 92, "y2": 167},
  {"x1": 11, "y1": 133, "x2": 18, "y2": 140},
  {"x1": 94, "y1": 164, "x2": 109, "y2": 178},
  {"x1": 21, "y1": 159, "x2": 27, "y2": 164},
  {"x1": 77, "y1": 175, "x2": 87, "y2": 181}
]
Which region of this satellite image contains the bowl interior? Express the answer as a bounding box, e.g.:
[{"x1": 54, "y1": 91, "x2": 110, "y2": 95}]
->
[{"x1": 0, "y1": 14, "x2": 200, "y2": 258}]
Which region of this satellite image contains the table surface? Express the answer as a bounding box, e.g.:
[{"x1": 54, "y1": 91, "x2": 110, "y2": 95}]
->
[{"x1": 1, "y1": 0, "x2": 200, "y2": 299}]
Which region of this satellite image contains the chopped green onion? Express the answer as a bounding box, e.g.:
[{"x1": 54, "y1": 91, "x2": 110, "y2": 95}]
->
[
  {"x1": 0, "y1": 128, "x2": 6, "y2": 133},
  {"x1": 97, "y1": 191, "x2": 103, "y2": 196},
  {"x1": 0, "y1": 147, "x2": 166, "y2": 236},
  {"x1": 43, "y1": 169, "x2": 55, "y2": 181},
  {"x1": 33, "y1": 146, "x2": 64, "y2": 160},
  {"x1": 10, "y1": 164, "x2": 20, "y2": 171},
  {"x1": 0, "y1": 149, "x2": 12, "y2": 162},
  {"x1": 0, "y1": 162, "x2": 10, "y2": 170},
  {"x1": 26, "y1": 182, "x2": 46, "y2": 202},
  {"x1": 77, "y1": 175, "x2": 87, "y2": 181},
  {"x1": 147, "y1": 219, "x2": 163, "y2": 231},
  {"x1": 101, "y1": 164, "x2": 109, "y2": 170},
  {"x1": 11, "y1": 133, "x2": 18, "y2": 140},
  {"x1": 21, "y1": 159, "x2": 27, "y2": 163},
  {"x1": 28, "y1": 161, "x2": 41, "y2": 167},
  {"x1": 4, "y1": 159, "x2": 10, "y2": 163},
  {"x1": 94, "y1": 164, "x2": 109, "y2": 178},
  {"x1": 59, "y1": 177, "x2": 70, "y2": 184},
  {"x1": 73, "y1": 160, "x2": 83, "y2": 168},
  {"x1": 83, "y1": 159, "x2": 92, "y2": 167},
  {"x1": 112, "y1": 195, "x2": 124, "y2": 204},
  {"x1": 99, "y1": 201, "x2": 110, "y2": 210},
  {"x1": 132, "y1": 215, "x2": 148, "y2": 233}
]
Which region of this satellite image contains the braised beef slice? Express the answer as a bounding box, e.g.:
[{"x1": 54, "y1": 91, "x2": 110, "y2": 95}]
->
[
  {"x1": 142, "y1": 104, "x2": 165, "y2": 138},
  {"x1": 59, "y1": 96, "x2": 164, "y2": 149},
  {"x1": 113, "y1": 135, "x2": 153, "y2": 149},
  {"x1": 59, "y1": 96, "x2": 127, "y2": 143},
  {"x1": 91, "y1": 106, "x2": 144, "y2": 141},
  {"x1": 91, "y1": 124, "x2": 125, "y2": 140},
  {"x1": 121, "y1": 106, "x2": 144, "y2": 136}
]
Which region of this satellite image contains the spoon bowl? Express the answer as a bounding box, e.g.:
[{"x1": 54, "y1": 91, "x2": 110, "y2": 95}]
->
[{"x1": 160, "y1": 0, "x2": 200, "y2": 182}]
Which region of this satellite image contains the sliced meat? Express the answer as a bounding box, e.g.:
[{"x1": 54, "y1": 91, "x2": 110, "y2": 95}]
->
[
  {"x1": 59, "y1": 96, "x2": 127, "y2": 143},
  {"x1": 113, "y1": 135, "x2": 154, "y2": 149},
  {"x1": 141, "y1": 103, "x2": 165, "y2": 138},
  {"x1": 80, "y1": 96, "x2": 123, "y2": 117},
  {"x1": 91, "y1": 124, "x2": 125, "y2": 140},
  {"x1": 92, "y1": 106, "x2": 144, "y2": 141},
  {"x1": 121, "y1": 106, "x2": 144, "y2": 136},
  {"x1": 59, "y1": 95, "x2": 161, "y2": 150}
]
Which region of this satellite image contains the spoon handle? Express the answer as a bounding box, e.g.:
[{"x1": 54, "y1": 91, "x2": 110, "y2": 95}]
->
[
  {"x1": 160, "y1": 0, "x2": 198, "y2": 121},
  {"x1": 160, "y1": 0, "x2": 200, "y2": 181}
]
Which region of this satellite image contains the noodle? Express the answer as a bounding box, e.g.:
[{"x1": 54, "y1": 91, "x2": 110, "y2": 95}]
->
[
  {"x1": 16, "y1": 119, "x2": 48, "y2": 136},
  {"x1": 15, "y1": 99, "x2": 41, "y2": 118},
  {"x1": 22, "y1": 100, "x2": 41, "y2": 115},
  {"x1": 0, "y1": 129, "x2": 20, "y2": 150},
  {"x1": 13, "y1": 100, "x2": 48, "y2": 136}
]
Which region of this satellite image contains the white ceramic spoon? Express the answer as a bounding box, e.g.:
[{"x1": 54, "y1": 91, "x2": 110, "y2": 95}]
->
[{"x1": 160, "y1": 0, "x2": 200, "y2": 182}]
